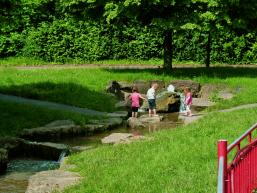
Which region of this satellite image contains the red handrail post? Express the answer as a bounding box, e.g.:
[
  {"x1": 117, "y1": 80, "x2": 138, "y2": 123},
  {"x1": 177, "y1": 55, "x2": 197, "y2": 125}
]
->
[{"x1": 218, "y1": 140, "x2": 228, "y2": 193}]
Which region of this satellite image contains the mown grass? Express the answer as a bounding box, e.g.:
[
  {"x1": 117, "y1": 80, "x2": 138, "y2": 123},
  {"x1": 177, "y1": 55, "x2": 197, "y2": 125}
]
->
[
  {"x1": 0, "y1": 101, "x2": 96, "y2": 137},
  {"x1": 0, "y1": 65, "x2": 257, "y2": 192},
  {"x1": 0, "y1": 68, "x2": 118, "y2": 112},
  {"x1": 65, "y1": 108, "x2": 257, "y2": 193},
  {"x1": 0, "y1": 57, "x2": 52, "y2": 66},
  {"x1": 0, "y1": 67, "x2": 257, "y2": 111},
  {"x1": 0, "y1": 56, "x2": 202, "y2": 67}
]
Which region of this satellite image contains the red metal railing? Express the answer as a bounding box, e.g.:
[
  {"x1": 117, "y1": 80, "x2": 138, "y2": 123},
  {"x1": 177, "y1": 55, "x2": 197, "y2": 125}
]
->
[{"x1": 217, "y1": 123, "x2": 257, "y2": 193}]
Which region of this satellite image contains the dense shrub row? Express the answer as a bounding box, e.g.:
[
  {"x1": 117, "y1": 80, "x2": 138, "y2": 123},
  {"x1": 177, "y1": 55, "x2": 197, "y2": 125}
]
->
[{"x1": 1, "y1": 0, "x2": 257, "y2": 64}]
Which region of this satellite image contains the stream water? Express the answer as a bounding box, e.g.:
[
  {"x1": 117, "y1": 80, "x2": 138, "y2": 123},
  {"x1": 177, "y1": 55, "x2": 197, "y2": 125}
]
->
[
  {"x1": 0, "y1": 112, "x2": 198, "y2": 193},
  {"x1": 0, "y1": 158, "x2": 59, "y2": 193},
  {"x1": 59, "y1": 112, "x2": 183, "y2": 147}
]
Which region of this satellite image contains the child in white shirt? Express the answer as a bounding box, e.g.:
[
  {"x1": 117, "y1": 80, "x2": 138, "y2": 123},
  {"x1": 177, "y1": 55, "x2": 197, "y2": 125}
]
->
[{"x1": 147, "y1": 83, "x2": 158, "y2": 117}]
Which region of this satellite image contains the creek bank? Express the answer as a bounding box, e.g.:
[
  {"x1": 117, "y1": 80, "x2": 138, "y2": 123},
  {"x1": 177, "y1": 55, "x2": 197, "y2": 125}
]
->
[
  {"x1": 0, "y1": 137, "x2": 69, "y2": 174},
  {"x1": 1, "y1": 114, "x2": 127, "y2": 176},
  {"x1": 107, "y1": 79, "x2": 207, "y2": 114},
  {"x1": 1, "y1": 80, "x2": 233, "y2": 192},
  {"x1": 20, "y1": 118, "x2": 124, "y2": 141}
]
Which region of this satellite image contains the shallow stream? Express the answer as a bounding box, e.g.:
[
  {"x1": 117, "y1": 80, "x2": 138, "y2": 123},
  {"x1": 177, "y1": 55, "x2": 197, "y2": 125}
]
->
[
  {"x1": 0, "y1": 158, "x2": 59, "y2": 193},
  {"x1": 0, "y1": 112, "x2": 194, "y2": 193}
]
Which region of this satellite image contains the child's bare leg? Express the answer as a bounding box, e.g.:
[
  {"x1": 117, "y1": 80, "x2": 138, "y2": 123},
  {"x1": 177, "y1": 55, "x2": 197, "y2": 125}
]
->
[
  {"x1": 153, "y1": 109, "x2": 157, "y2": 116},
  {"x1": 132, "y1": 112, "x2": 135, "y2": 117},
  {"x1": 135, "y1": 112, "x2": 138, "y2": 118},
  {"x1": 149, "y1": 109, "x2": 152, "y2": 117}
]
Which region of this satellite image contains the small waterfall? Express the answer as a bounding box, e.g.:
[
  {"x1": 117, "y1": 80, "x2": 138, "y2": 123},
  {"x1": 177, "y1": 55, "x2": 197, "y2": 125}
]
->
[{"x1": 58, "y1": 151, "x2": 66, "y2": 163}]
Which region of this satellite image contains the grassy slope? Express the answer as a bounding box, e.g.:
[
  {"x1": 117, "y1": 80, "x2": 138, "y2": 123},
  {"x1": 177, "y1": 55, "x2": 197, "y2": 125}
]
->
[
  {"x1": 0, "y1": 66, "x2": 257, "y2": 191},
  {"x1": 0, "y1": 101, "x2": 94, "y2": 137},
  {"x1": 0, "y1": 68, "x2": 118, "y2": 112},
  {"x1": 0, "y1": 67, "x2": 257, "y2": 111},
  {"x1": 1, "y1": 66, "x2": 257, "y2": 137},
  {"x1": 65, "y1": 108, "x2": 257, "y2": 193}
]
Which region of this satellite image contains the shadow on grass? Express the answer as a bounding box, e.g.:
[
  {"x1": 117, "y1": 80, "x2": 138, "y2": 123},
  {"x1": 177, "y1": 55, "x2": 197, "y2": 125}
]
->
[
  {"x1": 0, "y1": 82, "x2": 117, "y2": 112},
  {"x1": 104, "y1": 67, "x2": 257, "y2": 79},
  {"x1": 0, "y1": 100, "x2": 94, "y2": 137}
]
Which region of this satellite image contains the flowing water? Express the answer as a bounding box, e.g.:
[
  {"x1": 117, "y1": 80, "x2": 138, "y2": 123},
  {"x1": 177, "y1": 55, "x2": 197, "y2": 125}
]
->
[
  {"x1": 58, "y1": 112, "x2": 183, "y2": 147},
  {"x1": 0, "y1": 158, "x2": 59, "y2": 193},
  {"x1": 0, "y1": 111, "x2": 201, "y2": 193}
]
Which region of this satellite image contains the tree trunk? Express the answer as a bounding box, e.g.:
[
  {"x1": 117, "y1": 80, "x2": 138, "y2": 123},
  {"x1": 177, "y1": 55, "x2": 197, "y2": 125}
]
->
[
  {"x1": 163, "y1": 29, "x2": 173, "y2": 70},
  {"x1": 205, "y1": 31, "x2": 211, "y2": 68}
]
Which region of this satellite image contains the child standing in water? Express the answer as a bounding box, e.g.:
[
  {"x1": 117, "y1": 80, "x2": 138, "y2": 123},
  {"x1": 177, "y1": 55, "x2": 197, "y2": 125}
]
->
[
  {"x1": 184, "y1": 87, "x2": 193, "y2": 116},
  {"x1": 147, "y1": 83, "x2": 158, "y2": 117},
  {"x1": 130, "y1": 87, "x2": 146, "y2": 118}
]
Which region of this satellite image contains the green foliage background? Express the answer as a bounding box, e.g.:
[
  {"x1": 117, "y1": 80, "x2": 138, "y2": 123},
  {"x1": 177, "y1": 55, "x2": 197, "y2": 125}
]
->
[{"x1": 1, "y1": 0, "x2": 257, "y2": 64}]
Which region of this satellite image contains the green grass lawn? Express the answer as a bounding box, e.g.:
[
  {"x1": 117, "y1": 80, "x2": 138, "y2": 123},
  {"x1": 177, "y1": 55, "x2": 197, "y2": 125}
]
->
[
  {"x1": 1, "y1": 66, "x2": 257, "y2": 137},
  {"x1": 0, "y1": 66, "x2": 257, "y2": 192},
  {"x1": 0, "y1": 101, "x2": 95, "y2": 137},
  {"x1": 0, "y1": 56, "x2": 201, "y2": 67},
  {"x1": 0, "y1": 67, "x2": 257, "y2": 111},
  {"x1": 64, "y1": 108, "x2": 257, "y2": 193}
]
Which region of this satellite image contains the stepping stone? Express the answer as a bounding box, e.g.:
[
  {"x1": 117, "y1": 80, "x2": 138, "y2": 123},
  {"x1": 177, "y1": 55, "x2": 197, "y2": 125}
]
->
[
  {"x1": 26, "y1": 170, "x2": 81, "y2": 193},
  {"x1": 127, "y1": 115, "x2": 164, "y2": 129},
  {"x1": 179, "y1": 114, "x2": 203, "y2": 125},
  {"x1": 101, "y1": 133, "x2": 133, "y2": 144}
]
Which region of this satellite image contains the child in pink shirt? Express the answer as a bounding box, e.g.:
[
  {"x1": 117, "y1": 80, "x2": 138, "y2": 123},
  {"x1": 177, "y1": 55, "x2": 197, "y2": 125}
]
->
[
  {"x1": 184, "y1": 87, "x2": 193, "y2": 117},
  {"x1": 130, "y1": 87, "x2": 146, "y2": 118}
]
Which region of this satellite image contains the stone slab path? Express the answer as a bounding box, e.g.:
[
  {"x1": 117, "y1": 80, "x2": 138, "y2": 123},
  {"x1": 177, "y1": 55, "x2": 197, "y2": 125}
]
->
[
  {"x1": 181, "y1": 103, "x2": 257, "y2": 125},
  {"x1": 13, "y1": 64, "x2": 257, "y2": 70},
  {"x1": 219, "y1": 103, "x2": 257, "y2": 113},
  {"x1": 0, "y1": 93, "x2": 126, "y2": 118}
]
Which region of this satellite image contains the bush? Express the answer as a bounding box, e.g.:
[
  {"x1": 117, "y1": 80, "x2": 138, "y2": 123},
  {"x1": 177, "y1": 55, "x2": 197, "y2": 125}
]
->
[
  {"x1": 1, "y1": 0, "x2": 257, "y2": 64},
  {"x1": 21, "y1": 20, "x2": 164, "y2": 62},
  {"x1": 22, "y1": 20, "x2": 111, "y2": 62}
]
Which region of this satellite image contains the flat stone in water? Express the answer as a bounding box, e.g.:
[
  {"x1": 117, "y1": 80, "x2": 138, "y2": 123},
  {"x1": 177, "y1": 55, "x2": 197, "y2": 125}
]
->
[
  {"x1": 101, "y1": 133, "x2": 133, "y2": 144},
  {"x1": 26, "y1": 170, "x2": 81, "y2": 193},
  {"x1": 127, "y1": 115, "x2": 164, "y2": 129},
  {"x1": 0, "y1": 158, "x2": 60, "y2": 193},
  {"x1": 0, "y1": 172, "x2": 31, "y2": 193},
  {"x1": 179, "y1": 114, "x2": 203, "y2": 125}
]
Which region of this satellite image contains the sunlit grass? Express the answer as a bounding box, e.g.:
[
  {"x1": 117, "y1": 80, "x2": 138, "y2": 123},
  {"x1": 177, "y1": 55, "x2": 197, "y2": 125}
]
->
[
  {"x1": 65, "y1": 108, "x2": 257, "y2": 193},
  {"x1": 0, "y1": 56, "x2": 203, "y2": 66},
  {"x1": 0, "y1": 67, "x2": 257, "y2": 111},
  {"x1": 0, "y1": 65, "x2": 257, "y2": 192}
]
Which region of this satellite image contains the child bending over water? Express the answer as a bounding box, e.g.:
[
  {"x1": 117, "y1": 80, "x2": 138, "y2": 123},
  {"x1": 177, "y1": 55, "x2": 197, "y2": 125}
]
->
[{"x1": 130, "y1": 87, "x2": 146, "y2": 118}]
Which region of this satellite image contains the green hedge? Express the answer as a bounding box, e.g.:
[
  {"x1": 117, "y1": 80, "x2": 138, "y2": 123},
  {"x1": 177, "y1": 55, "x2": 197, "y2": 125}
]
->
[
  {"x1": 1, "y1": 0, "x2": 257, "y2": 64},
  {"x1": 20, "y1": 20, "x2": 164, "y2": 62}
]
